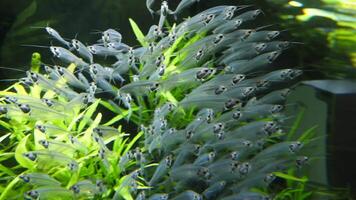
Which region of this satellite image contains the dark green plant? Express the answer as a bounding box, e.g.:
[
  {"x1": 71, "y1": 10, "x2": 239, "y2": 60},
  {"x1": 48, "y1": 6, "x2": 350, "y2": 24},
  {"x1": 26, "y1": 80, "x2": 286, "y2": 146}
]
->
[{"x1": 0, "y1": 1, "x2": 344, "y2": 199}]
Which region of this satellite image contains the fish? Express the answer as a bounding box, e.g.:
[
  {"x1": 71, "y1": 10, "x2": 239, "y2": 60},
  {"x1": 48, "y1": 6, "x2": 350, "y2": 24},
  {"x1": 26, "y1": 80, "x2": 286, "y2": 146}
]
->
[
  {"x1": 70, "y1": 180, "x2": 101, "y2": 197},
  {"x1": 23, "y1": 150, "x2": 78, "y2": 169},
  {"x1": 42, "y1": 26, "x2": 72, "y2": 48},
  {"x1": 148, "y1": 193, "x2": 169, "y2": 200},
  {"x1": 202, "y1": 181, "x2": 226, "y2": 200},
  {"x1": 71, "y1": 39, "x2": 93, "y2": 63},
  {"x1": 19, "y1": 173, "x2": 61, "y2": 186},
  {"x1": 172, "y1": 190, "x2": 202, "y2": 200},
  {"x1": 24, "y1": 187, "x2": 73, "y2": 200},
  {"x1": 50, "y1": 46, "x2": 88, "y2": 68},
  {"x1": 149, "y1": 154, "x2": 173, "y2": 186},
  {"x1": 157, "y1": 1, "x2": 172, "y2": 30},
  {"x1": 102, "y1": 29, "x2": 122, "y2": 46},
  {"x1": 226, "y1": 51, "x2": 281, "y2": 74},
  {"x1": 146, "y1": 0, "x2": 156, "y2": 16},
  {"x1": 171, "y1": 0, "x2": 200, "y2": 19},
  {"x1": 88, "y1": 44, "x2": 121, "y2": 57}
]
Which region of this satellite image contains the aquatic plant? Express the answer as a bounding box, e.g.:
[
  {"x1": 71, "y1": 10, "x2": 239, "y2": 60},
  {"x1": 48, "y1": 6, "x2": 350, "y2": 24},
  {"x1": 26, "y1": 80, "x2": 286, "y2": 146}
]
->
[{"x1": 0, "y1": 0, "x2": 329, "y2": 199}]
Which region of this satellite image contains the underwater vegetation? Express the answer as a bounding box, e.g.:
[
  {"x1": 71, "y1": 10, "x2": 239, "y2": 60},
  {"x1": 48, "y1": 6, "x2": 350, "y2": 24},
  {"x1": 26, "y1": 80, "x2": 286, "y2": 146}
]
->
[{"x1": 0, "y1": 0, "x2": 350, "y2": 199}]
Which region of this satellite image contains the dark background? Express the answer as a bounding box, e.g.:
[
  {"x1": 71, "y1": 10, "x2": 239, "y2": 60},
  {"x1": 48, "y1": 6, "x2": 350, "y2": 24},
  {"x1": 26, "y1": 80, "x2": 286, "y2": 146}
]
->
[{"x1": 1, "y1": 0, "x2": 354, "y2": 84}]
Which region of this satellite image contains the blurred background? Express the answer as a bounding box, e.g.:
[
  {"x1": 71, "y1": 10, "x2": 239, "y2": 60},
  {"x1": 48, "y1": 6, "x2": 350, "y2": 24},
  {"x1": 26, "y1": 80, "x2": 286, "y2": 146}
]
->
[{"x1": 0, "y1": 0, "x2": 355, "y2": 198}]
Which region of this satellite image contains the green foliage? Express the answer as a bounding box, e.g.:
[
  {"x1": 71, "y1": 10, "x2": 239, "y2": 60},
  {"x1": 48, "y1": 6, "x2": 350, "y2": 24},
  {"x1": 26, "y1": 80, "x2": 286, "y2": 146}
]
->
[{"x1": 0, "y1": 65, "x2": 143, "y2": 199}]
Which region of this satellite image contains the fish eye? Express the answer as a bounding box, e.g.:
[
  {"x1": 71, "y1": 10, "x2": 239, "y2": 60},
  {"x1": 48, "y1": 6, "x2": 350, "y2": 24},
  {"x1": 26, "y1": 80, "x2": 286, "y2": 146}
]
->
[
  {"x1": 24, "y1": 152, "x2": 37, "y2": 161},
  {"x1": 161, "y1": 194, "x2": 169, "y2": 200},
  {"x1": 296, "y1": 156, "x2": 309, "y2": 166},
  {"x1": 281, "y1": 89, "x2": 291, "y2": 97},
  {"x1": 235, "y1": 19, "x2": 243, "y2": 27},
  {"x1": 70, "y1": 185, "x2": 80, "y2": 193},
  {"x1": 232, "y1": 111, "x2": 241, "y2": 119},
  {"x1": 253, "y1": 9, "x2": 262, "y2": 18},
  {"x1": 281, "y1": 71, "x2": 287, "y2": 78},
  {"x1": 35, "y1": 124, "x2": 46, "y2": 133},
  {"x1": 213, "y1": 123, "x2": 224, "y2": 133},
  {"x1": 272, "y1": 105, "x2": 283, "y2": 113},
  {"x1": 149, "y1": 82, "x2": 159, "y2": 92},
  {"x1": 20, "y1": 174, "x2": 30, "y2": 183},
  {"x1": 209, "y1": 152, "x2": 216, "y2": 159},
  {"x1": 268, "y1": 31, "x2": 280, "y2": 40},
  {"x1": 169, "y1": 128, "x2": 176, "y2": 134},
  {"x1": 243, "y1": 141, "x2": 252, "y2": 147},
  {"x1": 264, "y1": 173, "x2": 276, "y2": 183},
  {"x1": 289, "y1": 141, "x2": 302, "y2": 153},
  {"x1": 265, "y1": 121, "x2": 275, "y2": 128},
  {"x1": 224, "y1": 99, "x2": 239, "y2": 110},
  {"x1": 216, "y1": 131, "x2": 224, "y2": 140},
  {"x1": 215, "y1": 85, "x2": 226, "y2": 95},
  {"x1": 231, "y1": 151, "x2": 239, "y2": 160},
  {"x1": 278, "y1": 41, "x2": 289, "y2": 49},
  {"x1": 165, "y1": 155, "x2": 173, "y2": 167},
  {"x1": 0, "y1": 106, "x2": 8, "y2": 115},
  {"x1": 232, "y1": 74, "x2": 245, "y2": 85},
  {"x1": 27, "y1": 190, "x2": 39, "y2": 198},
  {"x1": 39, "y1": 140, "x2": 49, "y2": 148},
  {"x1": 18, "y1": 104, "x2": 31, "y2": 113},
  {"x1": 256, "y1": 43, "x2": 267, "y2": 52},
  {"x1": 186, "y1": 130, "x2": 193, "y2": 139}
]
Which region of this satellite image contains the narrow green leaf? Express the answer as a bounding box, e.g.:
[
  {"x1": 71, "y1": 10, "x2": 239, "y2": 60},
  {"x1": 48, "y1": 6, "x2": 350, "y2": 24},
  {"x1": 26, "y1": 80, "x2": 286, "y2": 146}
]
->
[
  {"x1": 124, "y1": 131, "x2": 143, "y2": 155},
  {"x1": 0, "y1": 133, "x2": 11, "y2": 143},
  {"x1": 0, "y1": 164, "x2": 15, "y2": 176},
  {"x1": 287, "y1": 107, "x2": 305, "y2": 140},
  {"x1": 12, "y1": 0, "x2": 37, "y2": 28},
  {"x1": 129, "y1": 18, "x2": 148, "y2": 47},
  {"x1": 14, "y1": 84, "x2": 27, "y2": 95},
  {"x1": 0, "y1": 176, "x2": 20, "y2": 200},
  {"x1": 14, "y1": 135, "x2": 34, "y2": 169},
  {"x1": 78, "y1": 99, "x2": 100, "y2": 132},
  {"x1": 299, "y1": 125, "x2": 318, "y2": 142},
  {"x1": 274, "y1": 172, "x2": 308, "y2": 182}
]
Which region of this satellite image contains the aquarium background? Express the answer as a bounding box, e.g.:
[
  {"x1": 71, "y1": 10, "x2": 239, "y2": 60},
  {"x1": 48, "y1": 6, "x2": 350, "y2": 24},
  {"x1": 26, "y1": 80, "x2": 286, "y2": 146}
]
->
[{"x1": 0, "y1": 0, "x2": 355, "y2": 199}]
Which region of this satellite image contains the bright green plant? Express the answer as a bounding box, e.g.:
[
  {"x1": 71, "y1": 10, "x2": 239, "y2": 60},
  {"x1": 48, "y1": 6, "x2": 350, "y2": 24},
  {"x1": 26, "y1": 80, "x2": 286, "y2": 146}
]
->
[{"x1": 0, "y1": 65, "x2": 143, "y2": 199}]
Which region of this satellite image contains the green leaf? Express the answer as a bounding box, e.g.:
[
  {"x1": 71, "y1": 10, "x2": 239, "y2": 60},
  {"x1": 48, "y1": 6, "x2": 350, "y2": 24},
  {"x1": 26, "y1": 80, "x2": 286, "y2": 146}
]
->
[
  {"x1": 274, "y1": 172, "x2": 308, "y2": 183},
  {"x1": 78, "y1": 99, "x2": 100, "y2": 132},
  {"x1": 287, "y1": 107, "x2": 305, "y2": 140},
  {"x1": 129, "y1": 18, "x2": 148, "y2": 47},
  {"x1": 0, "y1": 120, "x2": 11, "y2": 130},
  {"x1": 0, "y1": 176, "x2": 20, "y2": 200},
  {"x1": 14, "y1": 84, "x2": 27, "y2": 95},
  {"x1": 100, "y1": 100, "x2": 121, "y2": 114},
  {"x1": 124, "y1": 131, "x2": 143, "y2": 155},
  {"x1": 0, "y1": 133, "x2": 11, "y2": 143},
  {"x1": 0, "y1": 164, "x2": 15, "y2": 176},
  {"x1": 12, "y1": 0, "x2": 37, "y2": 28},
  {"x1": 14, "y1": 135, "x2": 34, "y2": 169},
  {"x1": 299, "y1": 125, "x2": 318, "y2": 142},
  {"x1": 118, "y1": 187, "x2": 133, "y2": 200}
]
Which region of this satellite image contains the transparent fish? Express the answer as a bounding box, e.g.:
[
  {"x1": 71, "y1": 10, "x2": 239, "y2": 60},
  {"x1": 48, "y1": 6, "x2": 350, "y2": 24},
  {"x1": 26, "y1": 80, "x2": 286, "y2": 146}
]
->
[
  {"x1": 72, "y1": 39, "x2": 93, "y2": 63},
  {"x1": 172, "y1": 190, "x2": 202, "y2": 200},
  {"x1": 19, "y1": 173, "x2": 61, "y2": 186},
  {"x1": 149, "y1": 154, "x2": 173, "y2": 186},
  {"x1": 24, "y1": 186, "x2": 73, "y2": 200},
  {"x1": 50, "y1": 46, "x2": 88, "y2": 68}
]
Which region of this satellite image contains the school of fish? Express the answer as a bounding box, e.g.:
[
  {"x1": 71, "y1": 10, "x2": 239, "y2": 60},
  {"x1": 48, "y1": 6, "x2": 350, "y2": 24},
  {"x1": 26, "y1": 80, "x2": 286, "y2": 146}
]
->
[{"x1": 0, "y1": 0, "x2": 310, "y2": 199}]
